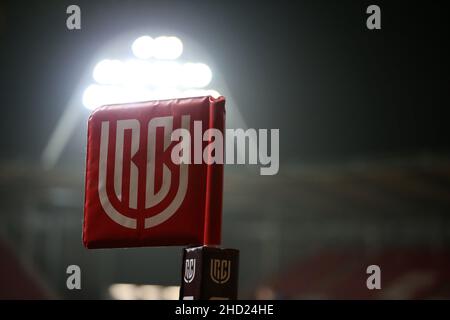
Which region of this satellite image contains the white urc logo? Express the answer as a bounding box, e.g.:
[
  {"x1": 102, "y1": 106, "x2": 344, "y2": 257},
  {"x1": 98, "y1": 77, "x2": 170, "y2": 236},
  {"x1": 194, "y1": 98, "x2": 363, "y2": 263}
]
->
[
  {"x1": 184, "y1": 259, "x2": 196, "y2": 283},
  {"x1": 98, "y1": 115, "x2": 190, "y2": 229}
]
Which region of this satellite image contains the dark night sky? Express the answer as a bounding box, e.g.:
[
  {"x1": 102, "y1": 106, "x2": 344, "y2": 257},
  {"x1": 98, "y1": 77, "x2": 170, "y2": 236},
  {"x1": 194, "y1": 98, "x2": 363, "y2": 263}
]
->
[{"x1": 0, "y1": 0, "x2": 449, "y2": 164}]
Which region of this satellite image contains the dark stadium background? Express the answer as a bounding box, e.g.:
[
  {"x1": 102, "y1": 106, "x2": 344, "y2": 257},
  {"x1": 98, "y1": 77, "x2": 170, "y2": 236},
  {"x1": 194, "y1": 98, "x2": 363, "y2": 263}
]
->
[{"x1": 1, "y1": 0, "x2": 449, "y2": 299}]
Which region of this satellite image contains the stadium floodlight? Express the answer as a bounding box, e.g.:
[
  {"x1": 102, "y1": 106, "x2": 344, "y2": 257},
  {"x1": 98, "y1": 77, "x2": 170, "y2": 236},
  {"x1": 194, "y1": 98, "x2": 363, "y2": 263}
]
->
[
  {"x1": 153, "y1": 36, "x2": 183, "y2": 60},
  {"x1": 82, "y1": 84, "x2": 221, "y2": 110},
  {"x1": 83, "y1": 84, "x2": 154, "y2": 110},
  {"x1": 93, "y1": 59, "x2": 125, "y2": 84},
  {"x1": 132, "y1": 35, "x2": 183, "y2": 60},
  {"x1": 142, "y1": 61, "x2": 182, "y2": 87},
  {"x1": 44, "y1": 35, "x2": 249, "y2": 169},
  {"x1": 92, "y1": 60, "x2": 212, "y2": 89},
  {"x1": 180, "y1": 63, "x2": 212, "y2": 88},
  {"x1": 83, "y1": 35, "x2": 217, "y2": 110},
  {"x1": 131, "y1": 36, "x2": 154, "y2": 59}
]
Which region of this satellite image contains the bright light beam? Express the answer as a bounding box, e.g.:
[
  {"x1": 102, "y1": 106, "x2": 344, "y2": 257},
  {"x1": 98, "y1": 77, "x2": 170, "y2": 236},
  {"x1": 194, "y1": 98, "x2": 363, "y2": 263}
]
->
[
  {"x1": 82, "y1": 84, "x2": 220, "y2": 110},
  {"x1": 91, "y1": 60, "x2": 212, "y2": 89}
]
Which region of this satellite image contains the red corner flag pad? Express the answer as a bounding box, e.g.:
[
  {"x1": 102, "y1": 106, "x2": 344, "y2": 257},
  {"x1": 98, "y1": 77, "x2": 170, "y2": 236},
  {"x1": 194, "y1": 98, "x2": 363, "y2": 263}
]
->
[{"x1": 83, "y1": 96, "x2": 225, "y2": 249}]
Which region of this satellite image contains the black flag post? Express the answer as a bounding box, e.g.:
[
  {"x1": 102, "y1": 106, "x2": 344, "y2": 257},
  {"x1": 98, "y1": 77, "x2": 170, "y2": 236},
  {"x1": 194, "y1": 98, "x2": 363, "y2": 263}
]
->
[{"x1": 180, "y1": 246, "x2": 240, "y2": 300}]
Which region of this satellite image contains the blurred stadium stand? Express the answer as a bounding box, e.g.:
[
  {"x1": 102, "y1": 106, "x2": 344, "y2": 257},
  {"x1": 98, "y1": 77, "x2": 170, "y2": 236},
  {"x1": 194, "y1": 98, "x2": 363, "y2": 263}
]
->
[
  {"x1": 1, "y1": 153, "x2": 450, "y2": 299},
  {"x1": 252, "y1": 249, "x2": 450, "y2": 299},
  {"x1": 0, "y1": 239, "x2": 53, "y2": 299}
]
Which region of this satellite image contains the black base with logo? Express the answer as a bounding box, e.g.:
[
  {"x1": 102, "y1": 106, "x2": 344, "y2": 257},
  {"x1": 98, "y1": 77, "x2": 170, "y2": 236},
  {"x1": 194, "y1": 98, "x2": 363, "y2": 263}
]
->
[{"x1": 179, "y1": 246, "x2": 239, "y2": 300}]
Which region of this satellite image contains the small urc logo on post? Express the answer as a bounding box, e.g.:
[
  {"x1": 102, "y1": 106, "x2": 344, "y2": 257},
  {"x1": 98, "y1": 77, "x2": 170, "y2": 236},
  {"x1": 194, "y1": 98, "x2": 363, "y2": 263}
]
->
[
  {"x1": 66, "y1": 265, "x2": 81, "y2": 290},
  {"x1": 184, "y1": 259, "x2": 196, "y2": 283},
  {"x1": 66, "y1": 5, "x2": 81, "y2": 30},
  {"x1": 366, "y1": 5, "x2": 381, "y2": 30},
  {"x1": 366, "y1": 264, "x2": 381, "y2": 290},
  {"x1": 210, "y1": 259, "x2": 231, "y2": 284}
]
